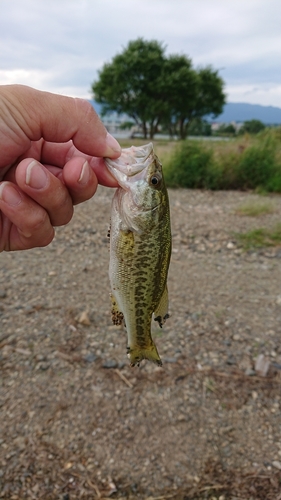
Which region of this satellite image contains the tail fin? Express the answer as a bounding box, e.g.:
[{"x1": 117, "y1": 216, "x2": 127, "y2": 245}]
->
[{"x1": 127, "y1": 341, "x2": 162, "y2": 367}]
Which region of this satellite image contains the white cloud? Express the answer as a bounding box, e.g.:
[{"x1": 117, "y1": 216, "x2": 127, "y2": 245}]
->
[
  {"x1": 0, "y1": 0, "x2": 280, "y2": 107},
  {"x1": 226, "y1": 83, "x2": 281, "y2": 107}
]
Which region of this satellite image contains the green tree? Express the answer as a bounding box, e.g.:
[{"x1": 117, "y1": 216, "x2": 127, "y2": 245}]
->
[
  {"x1": 239, "y1": 119, "x2": 266, "y2": 134},
  {"x1": 92, "y1": 38, "x2": 166, "y2": 139},
  {"x1": 160, "y1": 54, "x2": 198, "y2": 138},
  {"x1": 217, "y1": 123, "x2": 236, "y2": 136},
  {"x1": 92, "y1": 39, "x2": 226, "y2": 139},
  {"x1": 188, "y1": 118, "x2": 212, "y2": 136}
]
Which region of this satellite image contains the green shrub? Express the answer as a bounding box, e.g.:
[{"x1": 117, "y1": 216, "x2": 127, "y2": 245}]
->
[
  {"x1": 164, "y1": 130, "x2": 281, "y2": 192},
  {"x1": 235, "y1": 138, "x2": 277, "y2": 189},
  {"x1": 164, "y1": 140, "x2": 213, "y2": 188}
]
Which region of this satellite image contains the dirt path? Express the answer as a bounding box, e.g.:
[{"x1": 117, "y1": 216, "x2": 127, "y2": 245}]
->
[{"x1": 1, "y1": 187, "x2": 281, "y2": 499}]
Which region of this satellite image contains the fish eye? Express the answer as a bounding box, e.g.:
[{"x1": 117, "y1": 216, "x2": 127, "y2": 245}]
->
[{"x1": 150, "y1": 174, "x2": 162, "y2": 187}]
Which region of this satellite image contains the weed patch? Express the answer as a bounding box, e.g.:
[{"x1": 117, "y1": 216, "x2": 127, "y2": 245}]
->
[
  {"x1": 234, "y1": 224, "x2": 281, "y2": 250},
  {"x1": 163, "y1": 128, "x2": 281, "y2": 192},
  {"x1": 235, "y1": 201, "x2": 275, "y2": 217}
]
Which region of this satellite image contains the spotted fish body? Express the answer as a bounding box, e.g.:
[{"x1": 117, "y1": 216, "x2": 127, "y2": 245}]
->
[{"x1": 105, "y1": 143, "x2": 171, "y2": 367}]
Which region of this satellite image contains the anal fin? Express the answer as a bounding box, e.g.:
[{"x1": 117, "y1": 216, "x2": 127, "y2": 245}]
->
[{"x1": 154, "y1": 285, "x2": 169, "y2": 328}]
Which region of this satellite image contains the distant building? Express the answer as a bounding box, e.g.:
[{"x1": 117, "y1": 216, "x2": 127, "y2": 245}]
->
[{"x1": 211, "y1": 121, "x2": 244, "y2": 132}]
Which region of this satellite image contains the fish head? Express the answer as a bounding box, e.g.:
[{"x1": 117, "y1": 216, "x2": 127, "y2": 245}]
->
[{"x1": 105, "y1": 143, "x2": 166, "y2": 215}]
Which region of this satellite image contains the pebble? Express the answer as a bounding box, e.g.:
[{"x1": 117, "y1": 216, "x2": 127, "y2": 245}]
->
[
  {"x1": 226, "y1": 354, "x2": 236, "y2": 365},
  {"x1": 77, "y1": 310, "x2": 91, "y2": 326},
  {"x1": 245, "y1": 368, "x2": 256, "y2": 376},
  {"x1": 272, "y1": 362, "x2": 281, "y2": 371},
  {"x1": 163, "y1": 357, "x2": 178, "y2": 364},
  {"x1": 255, "y1": 354, "x2": 270, "y2": 377},
  {"x1": 272, "y1": 460, "x2": 281, "y2": 470},
  {"x1": 39, "y1": 362, "x2": 50, "y2": 371},
  {"x1": 102, "y1": 359, "x2": 118, "y2": 369},
  {"x1": 232, "y1": 334, "x2": 241, "y2": 341},
  {"x1": 84, "y1": 352, "x2": 97, "y2": 363},
  {"x1": 226, "y1": 241, "x2": 235, "y2": 249}
]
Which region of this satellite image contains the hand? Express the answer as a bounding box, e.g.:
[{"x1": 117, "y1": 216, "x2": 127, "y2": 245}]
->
[{"x1": 0, "y1": 84, "x2": 121, "y2": 251}]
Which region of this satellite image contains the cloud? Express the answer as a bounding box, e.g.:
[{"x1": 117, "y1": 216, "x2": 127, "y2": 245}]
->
[{"x1": 0, "y1": 0, "x2": 280, "y2": 106}]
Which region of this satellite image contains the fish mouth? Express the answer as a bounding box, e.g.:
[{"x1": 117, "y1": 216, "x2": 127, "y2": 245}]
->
[{"x1": 105, "y1": 143, "x2": 154, "y2": 186}]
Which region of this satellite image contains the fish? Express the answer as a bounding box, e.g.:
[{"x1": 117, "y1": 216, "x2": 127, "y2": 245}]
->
[{"x1": 105, "y1": 143, "x2": 171, "y2": 367}]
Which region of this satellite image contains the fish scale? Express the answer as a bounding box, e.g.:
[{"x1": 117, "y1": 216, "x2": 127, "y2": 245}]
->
[{"x1": 105, "y1": 143, "x2": 171, "y2": 367}]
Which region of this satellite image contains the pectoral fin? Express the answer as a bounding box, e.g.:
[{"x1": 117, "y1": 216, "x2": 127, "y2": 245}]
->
[{"x1": 154, "y1": 285, "x2": 169, "y2": 328}]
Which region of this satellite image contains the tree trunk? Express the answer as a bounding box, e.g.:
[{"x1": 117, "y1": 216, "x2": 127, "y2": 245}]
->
[
  {"x1": 179, "y1": 118, "x2": 188, "y2": 140},
  {"x1": 149, "y1": 118, "x2": 160, "y2": 139},
  {"x1": 142, "y1": 121, "x2": 147, "y2": 139}
]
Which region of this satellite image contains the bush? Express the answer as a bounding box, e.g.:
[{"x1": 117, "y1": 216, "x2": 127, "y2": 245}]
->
[
  {"x1": 163, "y1": 129, "x2": 281, "y2": 191},
  {"x1": 235, "y1": 138, "x2": 277, "y2": 189},
  {"x1": 164, "y1": 141, "x2": 213, "y2": 188},
  {"x1": 239, "y1": 119, "x2": 266, "y2": 135}
]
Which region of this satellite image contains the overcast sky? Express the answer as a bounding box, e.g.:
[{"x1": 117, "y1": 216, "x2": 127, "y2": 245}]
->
[{"x1": 1, "y1": 0, "x2": 280, "y2": 107}]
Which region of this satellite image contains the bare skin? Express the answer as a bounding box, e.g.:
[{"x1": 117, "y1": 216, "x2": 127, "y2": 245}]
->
[{"x1": 0, "y1": 84, "x2": 121, "y2": 251}]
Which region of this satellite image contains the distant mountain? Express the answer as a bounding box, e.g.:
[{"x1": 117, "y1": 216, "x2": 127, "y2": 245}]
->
[
  {"x1": 214, "y1": 102, "x2": 281, "y2": 124},
  {"x1": 90, "y1": 100, "x2": 281, "y2": 125}
]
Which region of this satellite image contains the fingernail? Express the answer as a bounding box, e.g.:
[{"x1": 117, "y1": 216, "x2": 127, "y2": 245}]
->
[
  {"x1": 78, "y1": 161, "x2": 90, "y2": 185},
  {"x1": 26, "y1": 160, "x2": 48, "y2": 189},
  {"x1": 105, "y1": 133, "x2": 121, "y2": 156},
  {"x1": 0, "y1": 182, "x2": 22, "y2": 206}
]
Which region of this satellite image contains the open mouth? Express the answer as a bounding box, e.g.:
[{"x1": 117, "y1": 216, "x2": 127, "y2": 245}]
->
[{"x1": 105, "y1": 143, "x2": 154, "y2": 179}]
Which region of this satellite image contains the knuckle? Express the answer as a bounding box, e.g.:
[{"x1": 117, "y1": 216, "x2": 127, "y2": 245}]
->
[
  {"x1": 28, "y1": 209, "x2": 50, "y2": 233},
  {"x1": 18, "y1": 210, "x2": 51, "y2": 240}
]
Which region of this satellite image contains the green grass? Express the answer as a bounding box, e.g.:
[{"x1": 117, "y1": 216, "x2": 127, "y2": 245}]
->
[
  {"x1": 161, "y1": 128, "x2": 281, "y2": 192},
  {"x1": 235, "y1": 201, "x2": 275, "y2": 217},
  {"x1": 234, "y1": 224, "x2": 281, "y2": 250},
  {"x1": 119, "y1": 129, "x2": 281, "y2": 193}
]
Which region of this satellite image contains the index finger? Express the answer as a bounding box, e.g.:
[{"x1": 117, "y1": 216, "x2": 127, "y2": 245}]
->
[
  {"x1": 40, "y1": 141, "x2": 119, "y2": 187},
  {"x1": 0, "y1": 85, "x2": 121, "y2": 163}
]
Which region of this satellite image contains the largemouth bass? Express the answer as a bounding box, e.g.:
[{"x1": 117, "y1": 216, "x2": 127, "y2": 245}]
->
[{"x1": 105, "y1": 143, "x2": 171, "y2": 367}]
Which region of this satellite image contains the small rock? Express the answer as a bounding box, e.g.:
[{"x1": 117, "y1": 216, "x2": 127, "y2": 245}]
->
[
  {"x1": 255, "y1": 354, "x2": 270, "y2": 377},
  {"x1": 0, "y1": 290, "x2": 7, "y2": 299},
  {"x1": 232, "y1": 334, "x2": 240, "y2": 341},
  {"x1": 38, "y1": 362, "x2": 50, "y2": 371},
  {"x1": 102, "y1": 360, "x2": 118, "y2": 369},
  {"x1": 77, "y1": 310, "x2": 91, "y2": 326},
  {"x1": 163, "y1": 357, "x2": 178, "y2": 364},
  {"x1": 272, "y1": 460, "x2": 281, "y2": 470},
  {"x1": 24, "y1": 305, "x2": 34, "y2": 314},
  {"x1": 245, "y1": 368, "x2": 256, "y2": 376},
  {"x1": 226, "y1": 241, "x2": 235, "y2": 249},
  {"x1": 84, "y1": 352, "x2": 97, "y2": 363},
  {"x1": 272, "y1": 362, "x2": 281, "y2": 371},
  {"x1": 226, "y1": 354, "x2": 236, "y2": 365}
]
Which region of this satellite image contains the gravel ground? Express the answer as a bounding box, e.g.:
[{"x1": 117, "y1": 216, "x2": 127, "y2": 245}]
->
[{"x1": 1, "y1": 186, "x2": 281, "y2": 499}]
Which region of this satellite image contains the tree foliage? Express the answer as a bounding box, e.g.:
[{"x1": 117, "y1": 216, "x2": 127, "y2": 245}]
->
[
  {"x1": 239, "y1": 119, "x2": 266, "y2": 134},
  {"x1": 92, "y1": 38, "x2": 226, "y2": 139}
]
